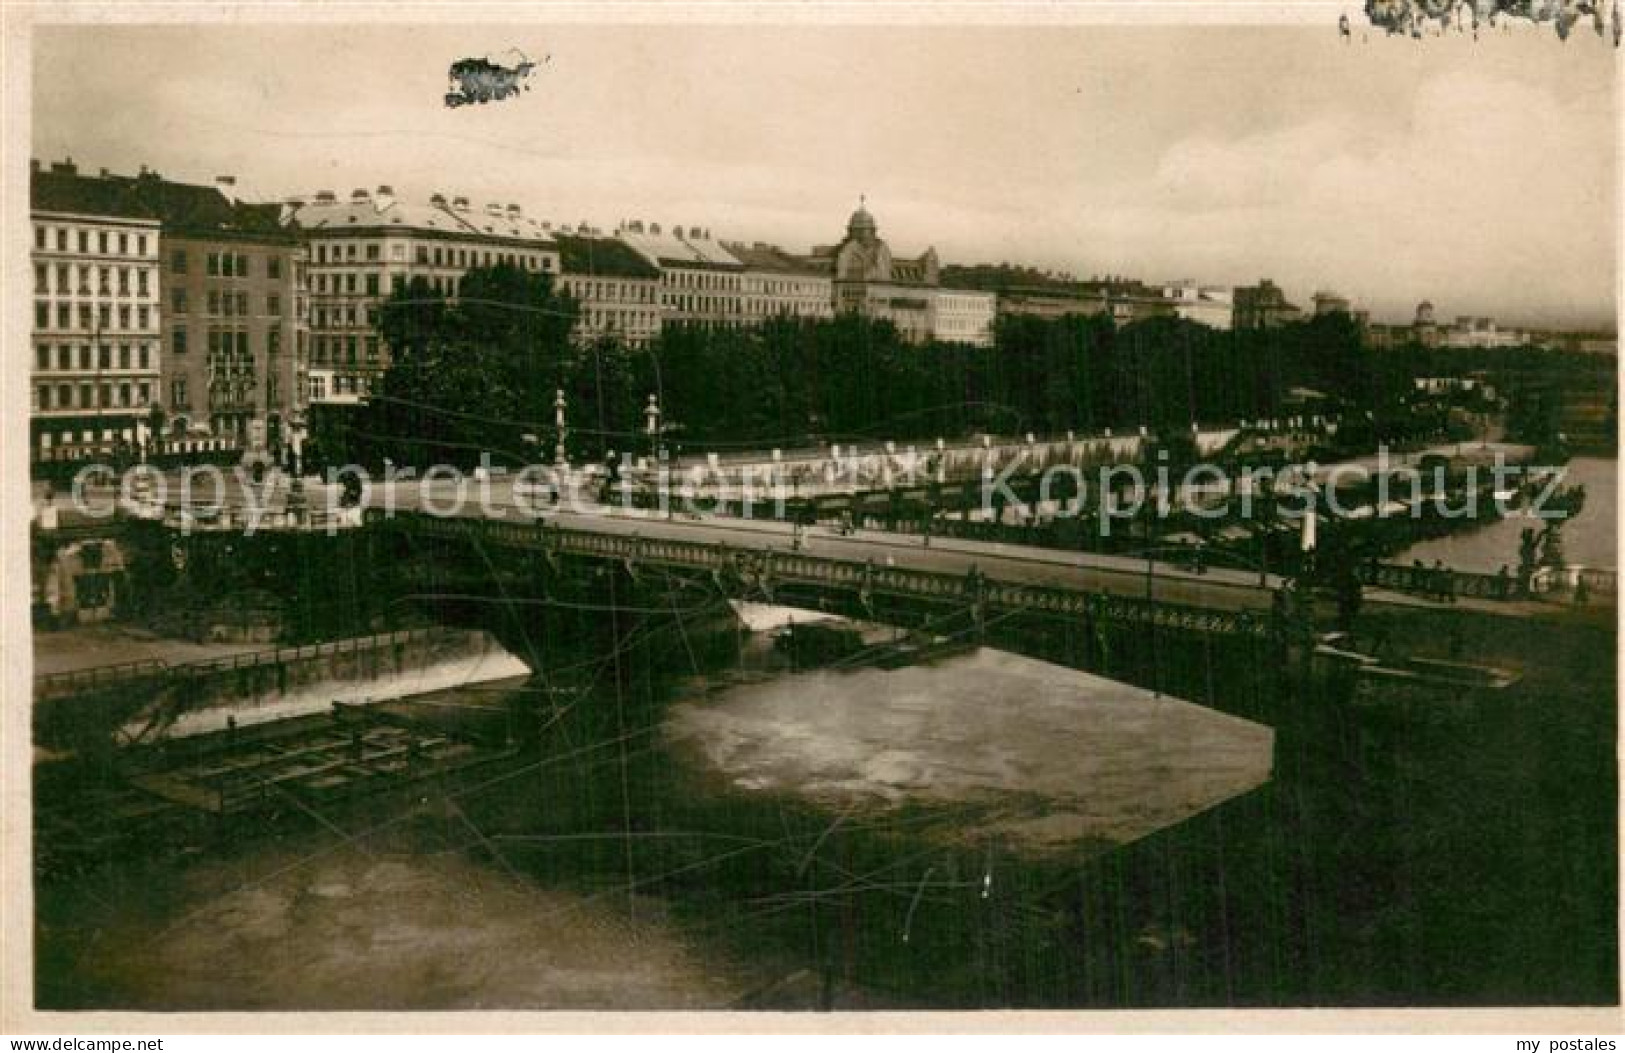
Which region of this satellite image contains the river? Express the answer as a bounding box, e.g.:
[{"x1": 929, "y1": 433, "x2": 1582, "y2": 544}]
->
[
  {"x1": 36, "y1": 611, "x2": 1275, "y2": 1010},
  {"x1": 1399, "y1": 456, "x2": 1617, "y2": 572},
  {"x1": 34, "y1": 590, "x2": 1617, "y2": 1009}
]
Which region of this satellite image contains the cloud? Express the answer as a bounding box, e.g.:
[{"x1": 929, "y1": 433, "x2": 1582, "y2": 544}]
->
[{"x1": 1123, "y1": 68, "x2": 1614, "y2": 324}]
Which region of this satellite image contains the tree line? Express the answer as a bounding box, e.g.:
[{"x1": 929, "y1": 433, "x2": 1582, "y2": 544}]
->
[{"x1": 305, "y1": 262, "x2": 1603, "y2": 471}]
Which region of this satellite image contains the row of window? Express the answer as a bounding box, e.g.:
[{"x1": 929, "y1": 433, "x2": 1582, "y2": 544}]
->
[
  {"x1": 315, "y1": 271, "x2": 381, "y2": 296},
  {"x1": 313, "y1": 304, "x2": 369, "y2": 329},
  {"x1": 188, "y1": 290, "x2": 281, "y2": 317},
  {"x1": 169, "y1": 249, "x2": 285, "y2": 280},
  {"x1": 306, "y1": 373, "x2": 368, "y2": 401},
  {"x1": 669, "y1": 269, "x2": 742, "y2": 292},
  {"x1": 34, "y1": 342, "x2": 156, "y2": 373},
  {"x1": 561, "y1": 278, "x2": 660, "y2": 304},
  {"x1": 170, "y1": 289, "x2": 284, "y2": 316},
  {"x1": 36, "y1": 427, "x2": 136, "y2": 450},
  {"x1": 35, "y1": 302, "x2": 156, "y2": 332},
  {"x1": 35, "y1": 380, "x2": 155, "y2": 412},
  {"x1": 745, "y1": 301, "x2": 833, "y2": 318},
  {"x1": 750, "y1": 279, "x2": 830, "y2": 297},
  {"x1": 310, "y1": 335, "x2": 381, "y2": 365},
  {"x1": 34, "y1": 263, "x2": 154, "y2": 297},
  {"x1": 308, "y1": 271, "x2": 460, "y2": 299},
  {"x1": 667, "y1": 294, "x2": 745, "y2": 316},
  {"x1": 167, "y1": 376, "x2": 283, "y2": 411},
  {"x1": 578, "y1": 307, "x2": 661, "y2": 334},
  {"x1": 313, "y1": 240, "x2": 554, "y2": 272},
  {"x1": 937, "y1": 295, "x2": 996, "y2": 310},
  {"x1": 34, "y1": 224, "x2": 153, "y2": 258},
  {"x1": 169, "y1": 326, "x2": 283, "y2": 357}
]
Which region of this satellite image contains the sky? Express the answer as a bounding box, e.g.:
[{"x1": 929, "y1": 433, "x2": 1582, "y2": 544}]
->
[{"x1": 31, "y1": 22, "x2": 1619, "y2": 328}]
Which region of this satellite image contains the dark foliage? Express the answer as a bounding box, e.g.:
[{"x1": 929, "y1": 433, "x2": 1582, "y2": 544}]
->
[{"x1": 313, "y1": 271, "x2": 1610, "y2": 467}]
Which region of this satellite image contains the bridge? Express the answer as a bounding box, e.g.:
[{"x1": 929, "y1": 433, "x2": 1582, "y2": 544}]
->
[{"x1": 363, "y1": 496, "x2": 1381, "y2": 639}]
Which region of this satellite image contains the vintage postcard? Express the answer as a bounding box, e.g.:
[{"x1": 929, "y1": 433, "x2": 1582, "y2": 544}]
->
[{"x1": 3, "y1": 0, "x2": 1619, "y2": 1038}]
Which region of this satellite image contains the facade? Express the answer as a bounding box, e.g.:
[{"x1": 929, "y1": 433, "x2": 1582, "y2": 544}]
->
[
  {"x1": 1071, "y1": 277, "x2": 1176, "y2": 326},
  {"x1": 617, "y1": 222, "x2": 745, "y2": 329},
  {"x1": 30, "y1": 160, "x2": 163, "y2": 465},
  {"x1": 553, "y1": 233, "x2": 664, "y2": 348},
  {"x1": 988, "y1": 279, "x2": 1172, "y2": 328},
  {"x1": 1311, "y1": 289, "x2": 1353, "y2": 317},
  {"x1": 932, "y1": 287, "x2": 997, "y2": 346},
  {"x1": 104, "y1": 171, "x2": 309, "y2": 451},
  {"x1": 991, "y1": 287, "x2": 1109, "y2": 322},
  {"x1": 825, "y1": 203, "x2": 940, "y2": 344},
  {"x1": 1439, "y1": 315, "x2": 1527, "y2": 349},
  {"x1": 1366, "y1": 301, "x2": 1555, "y2": 351},
  {"x1": 290, "y1": 188, "x2": 560, "y2": 405},
  {"x1": 1233, "y1": 279, "x2": 1304, "y2": 330},
  {"x1": 1161, "y1": 280, "x2": 1234, "y2": 330},
  {"x1": 725, "y1": 242, "x2": 835, "y2": 326}
]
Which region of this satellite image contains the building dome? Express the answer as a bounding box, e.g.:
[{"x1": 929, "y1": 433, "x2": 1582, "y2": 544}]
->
[{"x1": 847, "y1": 198, "x2": 877, "y2": 240}]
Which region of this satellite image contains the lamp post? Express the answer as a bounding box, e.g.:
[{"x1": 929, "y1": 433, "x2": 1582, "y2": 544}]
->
[
  {"x1": 644, "y1": 392, "x2": 662, "y2": 460},
  {"x1": 553, "y1": 387, "x2": 568, "y2": 468}
]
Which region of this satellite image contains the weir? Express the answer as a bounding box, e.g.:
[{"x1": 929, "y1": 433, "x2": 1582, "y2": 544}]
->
[{"x1": 33, "y1": 627, "x2": 528, "y2": 753}]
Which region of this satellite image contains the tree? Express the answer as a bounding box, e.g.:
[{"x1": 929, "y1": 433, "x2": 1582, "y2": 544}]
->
[{"x1": 354, "y1": 263, "x2": 580, "y2": 468}]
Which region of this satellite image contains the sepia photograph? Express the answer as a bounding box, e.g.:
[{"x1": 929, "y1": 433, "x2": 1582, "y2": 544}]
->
[{"x1": 4, "y1": 1, "x2": 1620, "y2": 1034}]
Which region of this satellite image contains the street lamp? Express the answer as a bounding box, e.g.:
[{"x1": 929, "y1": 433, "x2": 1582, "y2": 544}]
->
[
  {"x1": 644, "y1": 392, "x2": 662, "y2": 461},
  {"x1": 553, "y1": 387, "x2": 568, "y2": 468}
]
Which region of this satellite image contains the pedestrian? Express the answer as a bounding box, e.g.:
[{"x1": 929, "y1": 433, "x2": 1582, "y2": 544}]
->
[
  {"x1": 1575, "y1": 575, "x2": 1591, "y2": 607},
  {"x1": 1495, "y1": 564, "x2": 1512, "y2": 600},
  {"x1": 1433, "y1": 559, "x2": 1455, "y2": 603}
]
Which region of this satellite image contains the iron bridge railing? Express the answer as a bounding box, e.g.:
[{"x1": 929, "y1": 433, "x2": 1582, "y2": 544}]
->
[{"x1": 371, "y1": 509, "x2": 1271, "y2": 639}]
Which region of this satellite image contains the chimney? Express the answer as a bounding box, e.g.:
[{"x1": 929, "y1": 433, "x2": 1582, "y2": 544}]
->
[
  {"x1": 315, "y1": 190, "x2": 336, "y2": 203},
  {"x1": 351, "y1": 188, "x2": 370, "y2": 202},
  {"x1": 452, "y1": 196, "x2": 470, "y2": 211},
  {"x1": 507, "y1": 203, "x2": 521, "y2": 216},
  {"x1": 650, "y1": 223, "x2": 661, "y2": 235},
  {"x1": 375, "y1": 185, "x2": 395, "y2": 209},
  {"x1": 629, "y1": 220, "x2": 643, "y2": 233},
  {"x1": 429, "y1": 192, "x2": 447, "y2": 207},
  {"x1": 486, "y1": 202, "x2": 503, "y2": 217},
  {"x1": 30, "y1": 158, "x2": 39, "y2": 173},
  {"x1": 51, "y1": 158, "x2": 78, "y2": 176}
]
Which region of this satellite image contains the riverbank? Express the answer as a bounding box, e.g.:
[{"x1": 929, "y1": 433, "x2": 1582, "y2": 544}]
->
[
  {"x1": 33, "y1": 623, "x2": 264, "y2": 679},
  {"x1": 1400, "y1": 455, "x2": 1616, "y2": 573}
]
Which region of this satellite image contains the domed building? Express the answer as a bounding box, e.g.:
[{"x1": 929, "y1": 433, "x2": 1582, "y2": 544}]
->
[
  {"x1": 824, "y1": 199, "x2": 992, "y2": 346},
  {"x1": 1414, "y1": 299, "x2": 1439, "y2": 346}
]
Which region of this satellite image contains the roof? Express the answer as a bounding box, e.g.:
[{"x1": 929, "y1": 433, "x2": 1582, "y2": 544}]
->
[
  {"x1": 109, "y1": 175, "x2": 293, "y2": 239},
  {"x1": 31, "y1": 168, "x2": 158, "y2": 223},
  {"x1": 31, "y1": 164, "x2": 301, "y2": 242},
  {"x1": 553, "y1": 234, "x2": 662, "y2": 279},
  {"x1": 291, "y1": 195, "x2": 556, "y2": 246},
  {"x1": 723, "y1": 242, "x2": 832, "y2": 277},
  {"x1": 617, "y1": 227, "x2": 742, "y2": 270}
]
